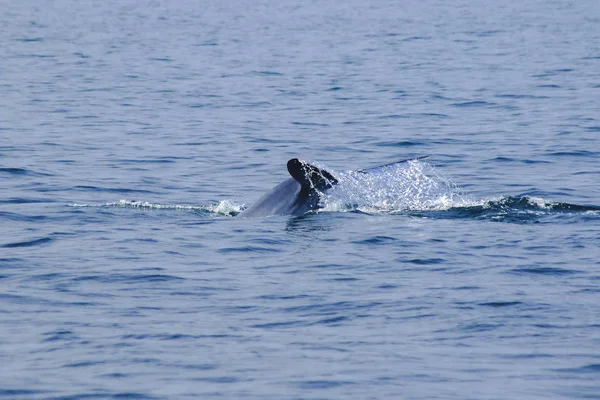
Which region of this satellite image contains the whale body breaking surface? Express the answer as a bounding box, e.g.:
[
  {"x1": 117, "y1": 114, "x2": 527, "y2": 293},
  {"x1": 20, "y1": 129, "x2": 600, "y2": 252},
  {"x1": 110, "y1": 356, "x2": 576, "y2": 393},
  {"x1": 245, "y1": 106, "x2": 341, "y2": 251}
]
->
[{"x1": 239, "y1": 157, "x2": 426, "y2": 218}]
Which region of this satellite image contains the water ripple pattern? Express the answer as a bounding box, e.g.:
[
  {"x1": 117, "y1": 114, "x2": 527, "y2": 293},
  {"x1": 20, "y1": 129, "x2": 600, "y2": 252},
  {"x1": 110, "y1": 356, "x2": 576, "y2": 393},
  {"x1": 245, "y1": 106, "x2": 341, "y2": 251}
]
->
[{"x1": 1, "y1": 0, "x2": 600, "y2": 399}]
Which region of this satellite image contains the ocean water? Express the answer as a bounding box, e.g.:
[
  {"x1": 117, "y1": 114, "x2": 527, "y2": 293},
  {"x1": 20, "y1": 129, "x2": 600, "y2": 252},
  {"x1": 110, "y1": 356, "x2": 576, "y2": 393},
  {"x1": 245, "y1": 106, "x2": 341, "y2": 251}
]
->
[{"x1": 2, "y1": 0, "x2": 600, "y2": 399}]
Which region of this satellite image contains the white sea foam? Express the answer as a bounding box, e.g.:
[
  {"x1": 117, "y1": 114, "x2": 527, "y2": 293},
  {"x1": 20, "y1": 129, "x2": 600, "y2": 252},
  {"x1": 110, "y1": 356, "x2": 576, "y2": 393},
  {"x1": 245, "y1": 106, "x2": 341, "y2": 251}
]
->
[
  {"x1": 524, "y1": 196, "x2": 551, "y2": 209},
  {"x1": 207, "y1": 199, "x2": 245, "y2": 215}
]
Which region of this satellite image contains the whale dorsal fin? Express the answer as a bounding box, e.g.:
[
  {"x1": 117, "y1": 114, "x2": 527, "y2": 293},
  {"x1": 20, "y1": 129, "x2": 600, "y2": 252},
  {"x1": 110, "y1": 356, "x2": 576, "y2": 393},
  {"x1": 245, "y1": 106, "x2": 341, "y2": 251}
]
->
[{"x1": 287, "y1": 159, "x2": 338, "y2": 192}]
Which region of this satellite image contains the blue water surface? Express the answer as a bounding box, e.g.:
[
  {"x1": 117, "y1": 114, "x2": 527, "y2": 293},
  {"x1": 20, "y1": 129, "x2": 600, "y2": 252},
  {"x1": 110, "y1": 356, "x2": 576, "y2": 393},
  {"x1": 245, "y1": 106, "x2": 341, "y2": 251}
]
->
[{"x1": 1, "y1": 0, "x2": 600, "y2": 399}]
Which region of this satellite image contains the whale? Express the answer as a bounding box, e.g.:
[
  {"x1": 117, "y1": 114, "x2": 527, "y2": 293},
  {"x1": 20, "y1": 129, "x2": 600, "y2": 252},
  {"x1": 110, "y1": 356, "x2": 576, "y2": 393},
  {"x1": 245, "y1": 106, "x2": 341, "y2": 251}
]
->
[{"x1": 239, "y1": 157, "x2": 427, "y2": 217}]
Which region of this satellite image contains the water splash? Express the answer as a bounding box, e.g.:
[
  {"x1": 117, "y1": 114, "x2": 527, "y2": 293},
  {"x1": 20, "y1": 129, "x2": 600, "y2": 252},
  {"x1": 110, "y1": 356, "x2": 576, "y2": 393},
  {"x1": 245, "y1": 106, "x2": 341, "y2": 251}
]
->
[
  {"x1": 314, "y1": 160, "x2": 599, "y2": 222},
  {"x1": 320, "y1": 160, "x2": 471, "y2": 213},
  {"x1": 208, "y1": 200, "x2": 245, "y2": 215}
]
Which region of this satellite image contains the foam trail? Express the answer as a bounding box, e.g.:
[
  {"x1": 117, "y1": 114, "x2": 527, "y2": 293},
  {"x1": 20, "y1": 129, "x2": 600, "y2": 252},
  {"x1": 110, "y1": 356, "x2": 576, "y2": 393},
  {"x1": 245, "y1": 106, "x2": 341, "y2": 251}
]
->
[{"x1": 68, "y1": 199, "x2": 244, "y2": 216}]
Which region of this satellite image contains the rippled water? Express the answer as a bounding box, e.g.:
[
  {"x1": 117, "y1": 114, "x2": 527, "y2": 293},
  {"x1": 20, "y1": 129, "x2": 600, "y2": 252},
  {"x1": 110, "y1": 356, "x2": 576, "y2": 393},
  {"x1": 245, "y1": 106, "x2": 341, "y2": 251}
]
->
[{"x1": 2, "y1": 0, "x2": 600, "y2": 399}]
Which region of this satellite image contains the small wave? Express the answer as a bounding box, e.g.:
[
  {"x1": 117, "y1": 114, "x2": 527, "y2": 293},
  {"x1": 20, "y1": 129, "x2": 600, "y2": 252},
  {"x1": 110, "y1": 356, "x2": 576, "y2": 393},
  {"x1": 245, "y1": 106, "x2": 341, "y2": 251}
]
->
[
  {"x1": 0, "y1": 167, "x2": 52, "y2": 177},
  {"x1": 479, "y1": 301, "x2": 522, "y2": 308},
  {"x1": 68, "y1": 199, "x2": 244, "y2": 216},
  {"x1": 1, "y1": 237, "x2": 53, "y2": 248},
  {"x1": 0, "y1": 211, "x2": 48, "y2": 222},
  {"x1": 0, "y1": 167, "x2": 30, "y2": 175},
  {"x1": 554, "y1": 364, "x2": 600, "y2": 374},
  {"x1": 0, "y1": 197, "x2": 52, "y2": 205},
  {"x1": 509, "y1": 267, "x2": 580, "y2": 276},
  {"x1": 74, "y1": 273, "x2": 184, "y2": 284},
  {"x1": 451, "y1": 100, "x2": 497, "y2": 107},
  {"x1": 73, "y1": 185, "x2": 157, "y2": 194},
  {"x1": 0, "y1": 389, "x2": 49, "y2": 397}
]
